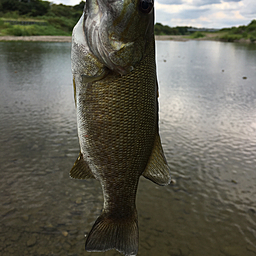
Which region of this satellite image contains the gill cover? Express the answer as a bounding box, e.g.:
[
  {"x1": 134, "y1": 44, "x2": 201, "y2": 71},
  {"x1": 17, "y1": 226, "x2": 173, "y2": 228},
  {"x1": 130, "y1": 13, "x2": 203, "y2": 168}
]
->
[{"x1": 84, "y1": 0, "x2": 155, "y2": 75}]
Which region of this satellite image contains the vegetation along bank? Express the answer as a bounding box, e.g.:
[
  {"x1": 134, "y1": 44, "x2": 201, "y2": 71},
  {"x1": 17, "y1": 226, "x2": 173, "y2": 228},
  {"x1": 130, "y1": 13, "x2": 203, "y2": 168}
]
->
[{"x1": 0, "y1": 0, "x2": 255, "y2": 43}]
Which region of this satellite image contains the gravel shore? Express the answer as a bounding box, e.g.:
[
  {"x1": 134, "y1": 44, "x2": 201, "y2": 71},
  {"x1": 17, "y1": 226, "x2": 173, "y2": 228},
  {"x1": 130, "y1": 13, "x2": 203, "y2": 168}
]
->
[
  {"x1": 0, "y1": 35, "x2": 72, "y2": 42},
  {"x1": 0, "y1": 34, "x2": 253, "y2": 43},
  {"x1": 0, "y1": 35, "x2": 190, "y2": 42}
]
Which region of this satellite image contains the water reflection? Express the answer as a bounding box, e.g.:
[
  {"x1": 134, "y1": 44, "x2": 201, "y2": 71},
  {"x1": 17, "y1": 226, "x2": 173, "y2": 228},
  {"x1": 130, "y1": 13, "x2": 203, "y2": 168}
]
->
[
  {"x1": 157, "y1": 40, "x2": 256, "y2": 255},
  {"x1": 0, "y1": 40, "x2": 256, "y2": 256}
]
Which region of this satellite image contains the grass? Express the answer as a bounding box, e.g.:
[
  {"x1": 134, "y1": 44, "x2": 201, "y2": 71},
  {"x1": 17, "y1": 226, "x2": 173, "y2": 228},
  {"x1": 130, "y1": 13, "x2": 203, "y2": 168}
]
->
[
  {"x1": 0, "y1": 11, "x2": 77, "y2": 36},
  {"x1": 0, "y1": 20, "x2": 70, "y2": 36}
]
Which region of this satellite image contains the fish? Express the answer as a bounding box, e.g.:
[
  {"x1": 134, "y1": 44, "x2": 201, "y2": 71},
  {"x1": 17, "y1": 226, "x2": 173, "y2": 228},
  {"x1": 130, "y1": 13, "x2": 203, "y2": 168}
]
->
[{"x1": 70, "y1": 0, "x2": 171, "y2": 255}]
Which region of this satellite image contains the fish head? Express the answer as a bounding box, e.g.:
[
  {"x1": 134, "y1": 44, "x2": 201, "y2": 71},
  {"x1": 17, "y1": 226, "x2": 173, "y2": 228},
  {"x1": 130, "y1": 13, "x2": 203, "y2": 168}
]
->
[{"x1": 84, "y1": 0, "x2": 155, "y2": 75}]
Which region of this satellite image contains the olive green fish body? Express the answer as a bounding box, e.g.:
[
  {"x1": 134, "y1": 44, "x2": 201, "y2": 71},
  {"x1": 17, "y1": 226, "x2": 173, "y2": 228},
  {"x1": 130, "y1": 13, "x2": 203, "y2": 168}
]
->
[
  {"x1": 71, "y1": 1, "x2": 171, "y2": 255},
  {"x1": 77, "y1": 37, "x2": 157, "y2": 208}
]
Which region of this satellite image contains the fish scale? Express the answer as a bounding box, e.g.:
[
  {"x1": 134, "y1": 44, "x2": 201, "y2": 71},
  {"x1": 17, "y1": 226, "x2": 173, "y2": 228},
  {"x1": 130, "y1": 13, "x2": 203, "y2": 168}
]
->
[
  {"x1": 70, "y1": 1, "x2": 171, "y2": 255},
  {"x1": 78, "y1": 43, "x2": 156, "y2": 164}
]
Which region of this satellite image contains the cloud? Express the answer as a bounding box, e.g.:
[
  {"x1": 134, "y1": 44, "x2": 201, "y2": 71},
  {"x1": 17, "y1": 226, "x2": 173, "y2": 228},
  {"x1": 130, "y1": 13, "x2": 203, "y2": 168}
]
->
[
  {"x1": 223, "y1": 0, "x2": 241, "y2": 2},
  {"x1": 52, "y1": 0, "x2": 255, "y2": 28},
  {"x1": 154, "y1": 0, "x2": 254, "y2": 28},
  {"x1": 157, "y1": 0, "x2": 183, "y2": 4},
  {"x1": 53, "y1": 0, "x2": 81, "y2": 5},
  {"x1": 240, "y1": 0, "x2": 256, "y2": 18},
  {"x1": 188, "y1": 0, "x2": 221, "y2": 6}
]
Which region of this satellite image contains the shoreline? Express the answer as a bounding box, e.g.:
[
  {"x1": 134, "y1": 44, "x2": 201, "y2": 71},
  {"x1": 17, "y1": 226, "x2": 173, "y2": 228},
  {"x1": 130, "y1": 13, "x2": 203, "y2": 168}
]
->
[
  {"x1": 0, "y1": 35, "x2": 254, "y2": 44},
  {"x1": 0, "y1": 35, "x2": 72, "y2": 42},
  {"x1": 155, "y1": 34, "x2": 254, "y2": 43}
]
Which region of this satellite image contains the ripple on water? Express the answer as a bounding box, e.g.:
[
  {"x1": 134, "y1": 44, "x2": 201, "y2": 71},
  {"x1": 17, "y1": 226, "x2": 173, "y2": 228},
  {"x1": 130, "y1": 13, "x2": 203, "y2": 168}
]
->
[{"x1": 0, "y1": 40, "x2": 256, "y2": 255}]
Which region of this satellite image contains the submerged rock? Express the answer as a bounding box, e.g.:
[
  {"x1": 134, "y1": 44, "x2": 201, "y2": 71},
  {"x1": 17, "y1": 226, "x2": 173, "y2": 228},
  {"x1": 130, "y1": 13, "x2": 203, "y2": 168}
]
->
[
  {"x1": 62, "y1": 231, "x2": 68, "y2": 237},
  {"x1": 26, "y1": 236, "x2": 37, "y2": 247}
]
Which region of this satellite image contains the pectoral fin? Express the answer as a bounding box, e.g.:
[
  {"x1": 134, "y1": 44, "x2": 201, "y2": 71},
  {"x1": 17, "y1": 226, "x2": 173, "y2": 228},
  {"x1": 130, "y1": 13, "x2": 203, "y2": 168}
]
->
[
  {"x1": 143, "y1": 133, "x2": 171, "y2": 186},
  {"x1": 73, "y1": 76, "x2": 77, "y2": 107},
  {"x1": 70, "y1": 152, "x2": 95, "y2": 179}
]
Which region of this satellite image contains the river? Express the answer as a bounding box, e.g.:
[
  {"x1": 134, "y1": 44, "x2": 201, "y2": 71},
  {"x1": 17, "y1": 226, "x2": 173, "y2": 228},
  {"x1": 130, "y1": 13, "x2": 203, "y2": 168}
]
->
[{"x1": 0, "y1": 40, "x2": 256, "y2": 256}]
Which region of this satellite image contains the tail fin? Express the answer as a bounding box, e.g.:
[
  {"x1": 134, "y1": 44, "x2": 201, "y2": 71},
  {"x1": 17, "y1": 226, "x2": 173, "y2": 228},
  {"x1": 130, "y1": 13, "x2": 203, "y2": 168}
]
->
[{"x1": 85, "y1": 210, "x2": 138, "y2": 256}]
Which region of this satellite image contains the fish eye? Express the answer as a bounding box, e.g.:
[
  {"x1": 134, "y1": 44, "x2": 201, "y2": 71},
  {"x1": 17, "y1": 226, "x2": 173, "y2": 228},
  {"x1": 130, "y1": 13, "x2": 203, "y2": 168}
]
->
[{"x1": 139, "y1": 0, "x2": 154, "y2": 14}]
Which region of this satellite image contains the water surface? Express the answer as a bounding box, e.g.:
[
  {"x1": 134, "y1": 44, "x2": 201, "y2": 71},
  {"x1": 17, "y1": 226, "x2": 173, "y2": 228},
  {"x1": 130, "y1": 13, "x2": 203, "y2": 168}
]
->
[{"x1": 0, "y1": 40, "x2": 256, "y2": 256}]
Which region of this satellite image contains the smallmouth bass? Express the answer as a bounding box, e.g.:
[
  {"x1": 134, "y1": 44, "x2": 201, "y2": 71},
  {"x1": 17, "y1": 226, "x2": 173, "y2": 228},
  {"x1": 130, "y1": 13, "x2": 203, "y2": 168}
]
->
[{"x1": 70, "y1": 0, "x2": 171, "y2": 255}]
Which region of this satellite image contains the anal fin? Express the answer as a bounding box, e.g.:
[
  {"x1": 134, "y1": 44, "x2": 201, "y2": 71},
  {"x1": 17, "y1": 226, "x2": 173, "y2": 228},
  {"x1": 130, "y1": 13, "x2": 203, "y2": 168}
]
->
[
  {"x1": 143, "y1": 132, "x2": 171, "y2": 186},
  {"x1": 70, "y1": 152, "x2": 95, "y2": 179}
]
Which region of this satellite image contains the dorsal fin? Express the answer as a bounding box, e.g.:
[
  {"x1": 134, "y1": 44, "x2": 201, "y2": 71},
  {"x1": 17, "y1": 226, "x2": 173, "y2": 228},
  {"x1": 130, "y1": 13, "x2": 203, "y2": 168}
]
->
[
  {"x1": 143, "y1": 132, "x2": 171, "y2": 186},
  {"x1": 70, "y1": 152, "x2": 95, "y2": 179}
]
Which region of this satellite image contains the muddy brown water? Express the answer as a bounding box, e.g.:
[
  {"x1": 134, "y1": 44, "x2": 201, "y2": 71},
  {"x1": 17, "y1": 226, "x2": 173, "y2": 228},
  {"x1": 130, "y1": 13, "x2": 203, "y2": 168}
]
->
[{"x1": 0, "y1": 40, "x2": 256, "y2": 256}]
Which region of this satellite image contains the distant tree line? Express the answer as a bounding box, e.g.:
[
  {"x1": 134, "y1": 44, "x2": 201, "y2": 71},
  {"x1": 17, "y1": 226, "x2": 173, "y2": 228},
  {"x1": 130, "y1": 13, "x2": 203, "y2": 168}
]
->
[
  {"x1": 0, "y1": 0, "x2": 255, "y2": 40},
  {"x1": 0, "y1": 0, "x2": 50, "y2": 16},
  {"x1": 154, "y1": 22, "x2": 192, "y2": 35},
  {"x1": 155, "y1": 20, "x2": 256, "y2": 40},
  {"x1": 0, "y1": 0, "x2": 85, "y2": 35},
  {"x1": 0, "y1": 0, "x2": 192, "y2": 35},
  {"x1": 0, "y1": 0, "x2": 85, "y2": 19}
]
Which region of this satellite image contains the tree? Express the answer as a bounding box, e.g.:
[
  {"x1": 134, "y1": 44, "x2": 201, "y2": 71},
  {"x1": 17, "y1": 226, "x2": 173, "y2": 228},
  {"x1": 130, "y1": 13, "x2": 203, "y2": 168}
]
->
[
  {"x1": 0, "y1": 0, "x2": 50, "y2": 16},
  {"x1": 73, "y1": 1, "x2": 85, "y2": 11}
]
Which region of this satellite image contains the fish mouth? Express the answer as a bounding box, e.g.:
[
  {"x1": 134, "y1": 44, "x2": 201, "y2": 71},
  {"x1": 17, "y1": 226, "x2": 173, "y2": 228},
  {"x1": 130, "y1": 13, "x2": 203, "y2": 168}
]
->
[{"x1": 83, "y1": 0, "x2": 149, "y2": 75}]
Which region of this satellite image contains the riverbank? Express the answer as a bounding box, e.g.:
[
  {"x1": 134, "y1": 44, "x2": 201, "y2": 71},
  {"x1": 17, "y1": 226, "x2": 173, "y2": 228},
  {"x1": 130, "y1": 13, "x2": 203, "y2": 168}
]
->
[
  {"x1": 156, "y1": 34, "x2": 255, "y2": 43},
  {"x1": 0, "y1": 35, "x2": 72, "y2": 42},
  {"x1": 0, "y1": 34, "x2": 254, "y2": 43},
  {"x1": 0, "y1": 35, "x2": 181, "y2": 42},
  {"x1": 0, "y1": 35, "x2": 184, "y2": 42}
]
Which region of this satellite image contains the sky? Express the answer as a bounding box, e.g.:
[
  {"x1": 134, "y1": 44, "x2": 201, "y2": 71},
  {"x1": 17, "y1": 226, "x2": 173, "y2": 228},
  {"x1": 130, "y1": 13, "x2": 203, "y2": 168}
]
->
[{"x1": 50, "y1": 0, "x2": 256, "y2": 29}]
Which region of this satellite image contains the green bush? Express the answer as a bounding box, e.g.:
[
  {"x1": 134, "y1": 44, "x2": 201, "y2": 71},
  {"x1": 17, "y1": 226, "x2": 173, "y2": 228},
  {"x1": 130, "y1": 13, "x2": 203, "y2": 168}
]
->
[
  {"x1": 1, "y1": 11, "x2": 20, "y2": 19},
  {"x1": 45, "y1": 17, "x2": 76, "y2": 34},
  {"x1": 3, "y1": 25, "x2": 35, "y2": 36},
  {"x1": 242, "y1": 32, "x2": 248, "y2": 38},
  {"x1": 0, "y1": 19, "x2": 5, "y2": 28},
  {"x1": 249, "y1": 31, "x2": 256, "y2": 43},
  {"x1": 49, "y1": 4, "x2": 73, "y2": 17},
  {"x1": 190, "y1": 31, "x2": 205, "y2": 38},
  {"x1": 247, "y1": 22, "x2": 256, "y2": 32},
  {"x1": 219, "y1": 33, "x2": 243, "y2": 42}
]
